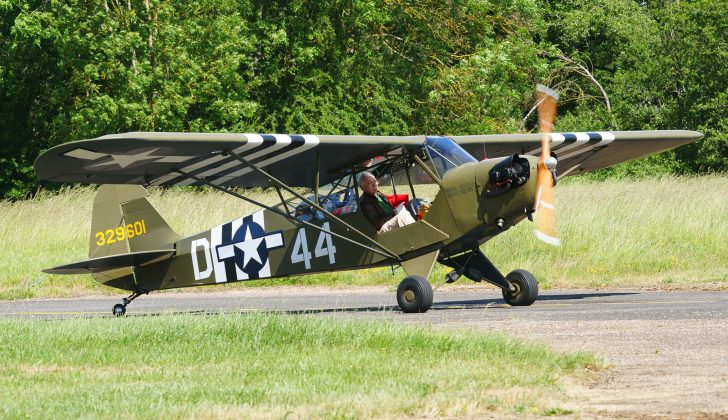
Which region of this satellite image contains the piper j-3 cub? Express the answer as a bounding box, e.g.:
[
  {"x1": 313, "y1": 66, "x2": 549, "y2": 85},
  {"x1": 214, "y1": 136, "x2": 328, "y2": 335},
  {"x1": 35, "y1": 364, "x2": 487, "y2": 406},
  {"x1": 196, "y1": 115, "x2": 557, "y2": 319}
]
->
[{"x1": 35, "y1": 87, "x2": 702, "y2": 316}]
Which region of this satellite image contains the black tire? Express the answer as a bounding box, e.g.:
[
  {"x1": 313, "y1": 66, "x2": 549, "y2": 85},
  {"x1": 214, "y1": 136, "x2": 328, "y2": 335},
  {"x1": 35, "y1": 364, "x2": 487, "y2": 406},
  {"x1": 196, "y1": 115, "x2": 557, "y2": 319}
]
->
[
  {"x1": 397, "y1": 275, "x2": 433, "y2": 313},
  {"x1": 112, "y1": 304, "x2": 126, "y2": 317},
  {"x1": 502, "y1": 269, "x2": 538, "y2": 306}
]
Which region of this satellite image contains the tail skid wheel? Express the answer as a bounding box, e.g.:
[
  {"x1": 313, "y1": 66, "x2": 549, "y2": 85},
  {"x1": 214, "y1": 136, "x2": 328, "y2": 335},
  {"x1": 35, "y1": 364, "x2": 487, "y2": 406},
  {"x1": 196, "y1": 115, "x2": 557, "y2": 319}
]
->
[
  {"x1": 502, "y1": 269, "x2": 538, "y2": 306},
  {"x1": 112, "y1": 304, "x2": 126, "y2": 317},
  {"x1": 112, "y1": 289, "x2": 146, "y2": 317},
  {"x1": 397, "y1": 275, "x2": 433, "y2": 313}
]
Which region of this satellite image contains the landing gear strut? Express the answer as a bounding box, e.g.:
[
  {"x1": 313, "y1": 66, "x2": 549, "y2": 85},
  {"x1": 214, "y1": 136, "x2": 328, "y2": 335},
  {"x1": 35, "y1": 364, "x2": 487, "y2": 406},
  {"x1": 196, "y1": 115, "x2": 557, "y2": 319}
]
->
[
  {"x1": 112, "y1": 289, "x2": 147, "y2": 317},
  {"x1": 440, "y1": 249, "x2": 539, "y2": 306}
]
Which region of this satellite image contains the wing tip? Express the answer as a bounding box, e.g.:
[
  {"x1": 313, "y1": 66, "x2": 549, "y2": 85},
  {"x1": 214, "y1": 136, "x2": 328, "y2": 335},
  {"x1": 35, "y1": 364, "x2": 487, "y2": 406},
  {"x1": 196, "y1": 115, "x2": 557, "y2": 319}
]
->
[{"x1": 684, "y1": 130, "x2": 705, "y2": 141}]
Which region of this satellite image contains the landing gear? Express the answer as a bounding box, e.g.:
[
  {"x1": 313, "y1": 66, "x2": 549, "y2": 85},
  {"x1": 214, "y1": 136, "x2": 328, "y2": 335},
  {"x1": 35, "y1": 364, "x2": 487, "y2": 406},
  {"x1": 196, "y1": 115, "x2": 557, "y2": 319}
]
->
[
  {"x1": 502, "y1": 269, "x2": 538, "y2": 306},
  {"x1": 112, "y1": 289, "x2": 147, "y2": 317},
  {"x1": 439, "y1": 249, "x2": 540, "y2": 306},
  {"x1": 397, "y1": 275, "x2": 433, "y2": 313}
]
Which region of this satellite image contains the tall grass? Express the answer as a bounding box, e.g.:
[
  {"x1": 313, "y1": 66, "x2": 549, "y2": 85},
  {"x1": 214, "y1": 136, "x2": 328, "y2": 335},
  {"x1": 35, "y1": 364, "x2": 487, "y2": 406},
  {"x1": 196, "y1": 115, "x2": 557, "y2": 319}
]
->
[
  {"x1": 0, "y1": 314, "x2": 597, "y2": 418},
  {"x1": 0, "y1": 186, "x2": 275, "y2": 299},
  {"x1": 1, "y1": 176, "x2": 726, "y2": 299},
  {"x1": 484, "y1": 175, "x2": 728, "y2": 288}
]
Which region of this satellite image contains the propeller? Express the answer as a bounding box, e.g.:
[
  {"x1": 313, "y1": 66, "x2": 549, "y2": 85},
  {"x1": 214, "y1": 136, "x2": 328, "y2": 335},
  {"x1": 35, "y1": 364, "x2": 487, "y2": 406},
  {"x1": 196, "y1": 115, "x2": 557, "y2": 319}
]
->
[{"x1": 533, "y1": 84, "x2": 561, "y2": 246}]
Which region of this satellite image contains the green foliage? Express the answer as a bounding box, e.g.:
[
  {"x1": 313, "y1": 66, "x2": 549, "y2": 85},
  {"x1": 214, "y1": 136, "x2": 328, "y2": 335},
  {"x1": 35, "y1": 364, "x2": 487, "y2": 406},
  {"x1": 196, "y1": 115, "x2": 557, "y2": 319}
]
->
[
  {"x1": 647, "y1": 0, "x2": 728, "y2": 172},
  {"x1": 424, "y1": 38, "x2": 548, "y2": 134},
  {"x1": 1, "y1": 0, "x2": 726, "y2": 198},
  {"x1": 542, "y1": 0, "x2": 727, "y2": 175}
]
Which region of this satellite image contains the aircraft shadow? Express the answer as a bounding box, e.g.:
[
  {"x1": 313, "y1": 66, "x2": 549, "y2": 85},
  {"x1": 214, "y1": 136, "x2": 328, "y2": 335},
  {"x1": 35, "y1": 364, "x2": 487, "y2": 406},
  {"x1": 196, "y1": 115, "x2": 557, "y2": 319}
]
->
[
  {"x1": 435, "y1": 291, "x2": 638, "y2": 307},
  {"x1": 125, "y1": 305, "x2": 401, "y2": 317},
  {"x1": 122, "y1": 291, "x2": 640, "y2": 317},
  {"x1": 290, "y1": 290, "x2": 641, "y2": 313}
]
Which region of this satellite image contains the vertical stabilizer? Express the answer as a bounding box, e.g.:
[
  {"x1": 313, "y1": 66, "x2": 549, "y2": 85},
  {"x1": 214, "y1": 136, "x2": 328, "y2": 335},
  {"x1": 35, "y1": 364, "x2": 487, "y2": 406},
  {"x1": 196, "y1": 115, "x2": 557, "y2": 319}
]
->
[
  {"x1": 88, "y1": 185, "x2": 179, "y2": 290},
  {"x1": 89, "y1": 185, "x2": 179, "y2": 259}
]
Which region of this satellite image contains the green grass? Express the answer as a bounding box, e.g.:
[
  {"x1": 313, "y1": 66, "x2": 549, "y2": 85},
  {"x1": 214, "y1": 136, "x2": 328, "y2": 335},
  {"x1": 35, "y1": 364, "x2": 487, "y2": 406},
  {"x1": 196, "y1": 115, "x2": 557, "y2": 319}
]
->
[
  {"x1": 1, "y1": 175, "x2": 727, "y2": 299},
  {"x1": 484, "y1": 174, "x2": 728, "y2": 289},
  {"x1": 0, "y1": 314, "x2": 597, "y2": 418}
]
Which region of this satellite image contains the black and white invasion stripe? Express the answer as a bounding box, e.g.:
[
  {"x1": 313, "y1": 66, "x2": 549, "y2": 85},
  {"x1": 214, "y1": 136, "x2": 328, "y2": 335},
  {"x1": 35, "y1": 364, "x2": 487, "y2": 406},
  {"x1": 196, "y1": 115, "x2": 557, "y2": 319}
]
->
[
  {"x1": 211, "y1": 134, "x2": 319, "y2": 186},
  {"x1": 151, "y1": 134, "x2": 319, "y2": 186},
  {"x1": 529, "y1": 132, "x2": 615, "y2": 159}
]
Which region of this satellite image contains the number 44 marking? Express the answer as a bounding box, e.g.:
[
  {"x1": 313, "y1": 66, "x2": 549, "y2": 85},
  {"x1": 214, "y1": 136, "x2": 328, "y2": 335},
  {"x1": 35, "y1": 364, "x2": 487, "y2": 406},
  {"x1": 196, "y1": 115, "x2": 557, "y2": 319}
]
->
[{"x1": 290, "y1": 222, "x2": 337, "y2": 270}]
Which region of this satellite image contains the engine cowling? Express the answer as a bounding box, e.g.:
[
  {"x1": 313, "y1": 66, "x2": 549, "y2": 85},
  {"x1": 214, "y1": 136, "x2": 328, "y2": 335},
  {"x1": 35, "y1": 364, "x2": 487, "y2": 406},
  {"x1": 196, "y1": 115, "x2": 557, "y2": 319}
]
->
[{"x1": 436, "y1": 155, "x2": 539, "y2": 256}]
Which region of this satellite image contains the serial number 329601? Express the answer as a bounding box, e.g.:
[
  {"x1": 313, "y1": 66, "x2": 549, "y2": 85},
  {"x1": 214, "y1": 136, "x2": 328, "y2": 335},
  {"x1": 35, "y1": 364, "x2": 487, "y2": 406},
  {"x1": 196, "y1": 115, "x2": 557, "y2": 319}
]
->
[{"x1": 95, "y1": 220, "x2": 148, "y2": 246}]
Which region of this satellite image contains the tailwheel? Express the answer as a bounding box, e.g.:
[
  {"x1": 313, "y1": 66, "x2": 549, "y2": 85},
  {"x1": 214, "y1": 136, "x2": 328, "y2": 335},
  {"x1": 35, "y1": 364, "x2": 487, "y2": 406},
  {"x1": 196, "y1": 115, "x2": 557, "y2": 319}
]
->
[
  {"x1": 397, "y1": 275, "x2": 433, "y2": 313},
  {"x1": 112, "y1": 289, "x2": 147, "y2": 317},
  {"x1": 112, "y1": 304, "x2": 126, "y2": 317},
  {"x1": 502, "y1": 269, "x2": 539, "y2": 306}
]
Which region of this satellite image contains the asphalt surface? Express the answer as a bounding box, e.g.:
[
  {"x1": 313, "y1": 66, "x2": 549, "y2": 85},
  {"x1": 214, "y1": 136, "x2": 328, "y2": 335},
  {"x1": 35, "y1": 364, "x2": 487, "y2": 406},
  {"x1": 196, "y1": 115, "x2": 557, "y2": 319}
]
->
[
  {"x1": 2, "y1": 286, "x2": 728, "y2": 417},
  {"x1": 0, "y1": 286, "x2": 726, "y2": 321}
]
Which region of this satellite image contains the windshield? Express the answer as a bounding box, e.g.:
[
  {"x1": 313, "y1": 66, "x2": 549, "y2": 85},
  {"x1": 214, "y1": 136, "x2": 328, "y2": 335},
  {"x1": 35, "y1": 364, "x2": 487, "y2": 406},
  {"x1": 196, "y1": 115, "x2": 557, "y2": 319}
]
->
[{"x1": 424, "y1": 136, "x2": 477, "y2": 179}]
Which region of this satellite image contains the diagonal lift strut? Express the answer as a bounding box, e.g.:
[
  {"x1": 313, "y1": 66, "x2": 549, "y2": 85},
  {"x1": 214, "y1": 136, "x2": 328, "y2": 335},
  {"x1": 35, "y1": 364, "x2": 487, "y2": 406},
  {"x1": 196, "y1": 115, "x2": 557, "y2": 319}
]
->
[
  {"x1": 223, "y1": 149, "x2": 401, "y2": 261},
  {"x1": 173, "y1": 168, "x2": 401, "y2": 262}
]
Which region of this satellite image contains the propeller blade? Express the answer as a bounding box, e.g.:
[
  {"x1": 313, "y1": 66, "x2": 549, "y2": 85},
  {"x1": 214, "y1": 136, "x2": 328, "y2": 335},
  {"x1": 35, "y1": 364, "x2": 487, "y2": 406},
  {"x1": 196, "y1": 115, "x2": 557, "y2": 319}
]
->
[{"x1": 534, "y1": 84, "x2": 561, "y2": 246}]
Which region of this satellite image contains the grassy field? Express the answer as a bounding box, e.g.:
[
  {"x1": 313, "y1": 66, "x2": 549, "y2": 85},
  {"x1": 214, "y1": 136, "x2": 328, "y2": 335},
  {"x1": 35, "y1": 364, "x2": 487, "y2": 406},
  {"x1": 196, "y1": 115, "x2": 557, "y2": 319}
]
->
[
  {"x1": 0, "y1": 314, "x2": 597, "y2": 418},
  {"x1": 1, "y1": 175, "x2": 726, "y2": 299}
]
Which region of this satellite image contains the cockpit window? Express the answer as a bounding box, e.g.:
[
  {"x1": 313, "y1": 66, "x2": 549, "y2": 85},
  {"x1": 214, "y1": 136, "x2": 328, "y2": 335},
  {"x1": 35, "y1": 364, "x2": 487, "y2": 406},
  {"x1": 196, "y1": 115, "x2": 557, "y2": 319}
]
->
[{"x1": 424, "y1": 136, "x2": 477, "y2": 179}]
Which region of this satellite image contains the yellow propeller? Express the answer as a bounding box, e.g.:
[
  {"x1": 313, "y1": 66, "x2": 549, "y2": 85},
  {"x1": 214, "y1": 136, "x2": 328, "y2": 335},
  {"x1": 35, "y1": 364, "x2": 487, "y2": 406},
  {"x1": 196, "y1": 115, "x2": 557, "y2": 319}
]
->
[{"x1": 533, "y1": 84, "x2": 560, "y2": 246}]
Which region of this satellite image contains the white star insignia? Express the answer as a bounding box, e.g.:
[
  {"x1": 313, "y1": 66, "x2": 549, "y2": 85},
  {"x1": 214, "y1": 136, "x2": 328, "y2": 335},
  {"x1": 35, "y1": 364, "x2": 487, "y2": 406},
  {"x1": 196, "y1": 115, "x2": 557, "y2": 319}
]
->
[
  {"x1": 63, "y1": 147, "x2": 195, "y2": 169},
  {"x1": 90, "y1": 149, "x2": 165, "y2": 169},
  {"x1": 215, "y1": 224, "x2": 284, "y2": 271},
  {"x1": 234, "y1": 225, "x2": 265, "y2": 268}
]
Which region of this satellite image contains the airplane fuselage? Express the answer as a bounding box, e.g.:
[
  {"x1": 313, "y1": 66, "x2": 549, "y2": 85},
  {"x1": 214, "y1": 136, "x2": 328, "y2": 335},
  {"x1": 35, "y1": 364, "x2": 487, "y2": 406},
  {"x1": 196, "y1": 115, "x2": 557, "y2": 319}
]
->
[{"x1": 126, "y1": 155, "x2": 540, "y2": 292}]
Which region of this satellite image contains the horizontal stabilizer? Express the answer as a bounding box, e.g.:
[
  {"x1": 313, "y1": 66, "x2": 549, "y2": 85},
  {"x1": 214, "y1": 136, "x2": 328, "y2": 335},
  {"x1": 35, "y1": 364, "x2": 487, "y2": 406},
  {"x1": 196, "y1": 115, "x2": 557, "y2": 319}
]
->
[{"x1": 43, "y1": 249, "x2": 175, "y2": 275}]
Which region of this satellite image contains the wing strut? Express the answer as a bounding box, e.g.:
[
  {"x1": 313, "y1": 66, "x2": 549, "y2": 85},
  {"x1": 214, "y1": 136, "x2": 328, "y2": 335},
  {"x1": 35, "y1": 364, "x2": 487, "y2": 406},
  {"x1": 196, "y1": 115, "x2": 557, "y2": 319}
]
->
[
  {"x1": 223, "y1": 149, "x2": 402, "y2": 261},
  {"x1": 413, "y1": 154, "x2": 442, "y2": 186},
  {"x1": 174, "y1": 169, "x2": 401, "y2": 262},
  {"x1": 273, "y1": 185, "x2": 290, "y2": 214}
]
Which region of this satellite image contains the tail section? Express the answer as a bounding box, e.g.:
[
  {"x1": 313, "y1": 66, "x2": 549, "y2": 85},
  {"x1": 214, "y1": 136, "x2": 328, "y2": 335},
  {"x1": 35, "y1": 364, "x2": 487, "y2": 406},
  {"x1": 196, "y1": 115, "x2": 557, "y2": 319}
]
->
[
  {"x1": 90, "y1": 185, "x2": 179, "y2": 259},
  {"x1": 44, "y1": 185, "x2": 179, "y2": 291}
]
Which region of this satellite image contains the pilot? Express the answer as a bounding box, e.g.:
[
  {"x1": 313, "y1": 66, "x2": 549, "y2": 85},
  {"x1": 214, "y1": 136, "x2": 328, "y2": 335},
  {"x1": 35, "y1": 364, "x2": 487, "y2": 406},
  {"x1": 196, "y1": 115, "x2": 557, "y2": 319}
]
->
[{"x1": 359, "y1": 171, "x2": 425, "y2": 233}]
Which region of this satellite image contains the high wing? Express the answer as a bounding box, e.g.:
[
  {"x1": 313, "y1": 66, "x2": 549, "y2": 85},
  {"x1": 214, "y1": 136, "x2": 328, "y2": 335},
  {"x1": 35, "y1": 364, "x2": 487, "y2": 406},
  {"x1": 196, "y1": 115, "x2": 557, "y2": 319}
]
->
[
  {"x1": 34, "y1": 132, "x2": 426, "y2": 188},
  {"x1": 34, "y1": 130, "x2": 702, "y2": 187},
  {"x1": 452, "y1": 130, "x2": 703, "y2": 177}
]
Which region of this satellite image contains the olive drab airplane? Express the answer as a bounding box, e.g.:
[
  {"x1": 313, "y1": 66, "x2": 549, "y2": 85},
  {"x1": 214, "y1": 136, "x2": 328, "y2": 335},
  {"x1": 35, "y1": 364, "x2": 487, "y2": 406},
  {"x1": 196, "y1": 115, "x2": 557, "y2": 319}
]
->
[{"x1": 35, "y1": 86, "x2": 702, "y2": 316}]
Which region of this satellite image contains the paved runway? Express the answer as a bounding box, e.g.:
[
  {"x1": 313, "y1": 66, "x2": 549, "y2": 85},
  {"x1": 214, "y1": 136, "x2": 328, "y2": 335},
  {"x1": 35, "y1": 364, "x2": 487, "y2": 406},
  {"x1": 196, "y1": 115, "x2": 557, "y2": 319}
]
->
[
  {"x1": 2, "y1": 286, "x2": 728, "y2": 416},
  {"x1": 1, "y1": 286, "x2": 727, "y2": 322}
]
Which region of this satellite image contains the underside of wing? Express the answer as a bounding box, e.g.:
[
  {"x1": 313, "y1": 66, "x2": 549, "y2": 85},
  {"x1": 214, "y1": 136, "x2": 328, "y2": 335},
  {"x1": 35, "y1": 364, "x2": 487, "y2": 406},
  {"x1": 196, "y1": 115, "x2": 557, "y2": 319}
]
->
[
  {"x1": 34, "y1": 132, "x2": 426, "y2": 188},
  {"x1": 452, "y1": 130, "x2": 703, "y2": 177}
]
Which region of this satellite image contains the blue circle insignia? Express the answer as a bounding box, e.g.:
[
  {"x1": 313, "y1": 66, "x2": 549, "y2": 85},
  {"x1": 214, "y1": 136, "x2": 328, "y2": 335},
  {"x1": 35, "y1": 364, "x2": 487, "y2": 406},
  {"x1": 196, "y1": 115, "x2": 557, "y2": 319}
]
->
[{"x1": 232, "y1": 221, "x2": 268, "y2": 275}]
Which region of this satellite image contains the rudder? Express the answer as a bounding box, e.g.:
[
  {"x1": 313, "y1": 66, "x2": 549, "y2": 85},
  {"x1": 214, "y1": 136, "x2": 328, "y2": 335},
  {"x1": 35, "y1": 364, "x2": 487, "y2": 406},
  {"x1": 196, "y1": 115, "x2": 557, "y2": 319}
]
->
[
  {"x1": 90, "y1": 185, "x2": 179, "y2": 258},
  {"x1": 88, "y1": 185, "x2": 179, "y2": 290}
]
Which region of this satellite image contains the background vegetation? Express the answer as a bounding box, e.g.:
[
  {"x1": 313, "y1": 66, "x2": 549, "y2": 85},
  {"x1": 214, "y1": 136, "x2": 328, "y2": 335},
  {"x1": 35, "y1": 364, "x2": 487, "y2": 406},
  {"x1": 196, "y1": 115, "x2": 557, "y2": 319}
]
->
[
  {"x1": 1, "y1": 0, "x2": 726, "y2": 198},
  {"x1": 2, "y1": 175, "x2": 725, "y2": 300},
  {"x1": 0, "y1": 314, "x2": 597, "y2": 417}
]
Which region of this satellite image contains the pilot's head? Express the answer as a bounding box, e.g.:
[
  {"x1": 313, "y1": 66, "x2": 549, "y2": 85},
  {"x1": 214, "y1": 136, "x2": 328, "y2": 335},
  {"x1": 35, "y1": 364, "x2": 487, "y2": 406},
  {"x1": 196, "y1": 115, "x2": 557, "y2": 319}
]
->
[{"x1": 359, "y1": 171, "x2": 378, "y2": 196}]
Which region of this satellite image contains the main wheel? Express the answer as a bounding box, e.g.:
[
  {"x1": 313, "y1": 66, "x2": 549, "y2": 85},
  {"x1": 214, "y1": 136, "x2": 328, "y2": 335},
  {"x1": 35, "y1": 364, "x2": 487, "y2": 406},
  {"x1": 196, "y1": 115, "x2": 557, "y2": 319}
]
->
[
  {"x1": 112, "y1": 304, "x2": 126, "y2": 317},
  {"x1": 397, "y1": 275, "x2": 433, "y2": 313},
  {"x1": 502, "y1": 269, "x2": 538, "y2": 306}
]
